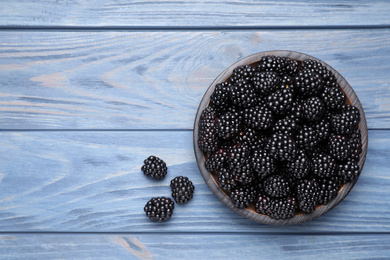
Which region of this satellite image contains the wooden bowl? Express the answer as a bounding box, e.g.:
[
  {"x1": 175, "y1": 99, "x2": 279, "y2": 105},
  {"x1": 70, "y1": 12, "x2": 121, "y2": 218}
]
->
[{"x1": 193, "y1": 50, "x2": 368, "y2": 225}]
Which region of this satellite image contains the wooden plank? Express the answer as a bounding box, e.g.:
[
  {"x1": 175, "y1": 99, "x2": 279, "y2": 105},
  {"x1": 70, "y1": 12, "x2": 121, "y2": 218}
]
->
[
  {"x1": 0, "y1": 30, "x2": 389, "y2": 129},
  {"x1": 1, "y1": 233, "x2": 390, "y2": 259},
  {"x1": 0, "y1": 130, "x2": 388, "y2": 232},
  {"x1": 1, "y1": 1, "x2": 389, "y2": 27}
]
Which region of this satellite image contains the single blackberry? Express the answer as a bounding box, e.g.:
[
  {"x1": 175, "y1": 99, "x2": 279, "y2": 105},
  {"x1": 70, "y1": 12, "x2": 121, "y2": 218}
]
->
[
  {"x1": 144, "y1": 197, "x2": 174, "y2": 222},
  {"x1": 255, "y1": 194, "x2": 297, "y2": 220},
  {"x1": 318, "y1": 177, "x2": 340, "y2": 205},
  {"x1": 273, "y1": 116, "x2": 300, "y2": 135},
  {"x1": 263, "y1": 174, "x2": 292, "y2": 198},
  {"x1": 229, "y1": 79, "x2": 257, "y2": 108},
  {"x1": 286, "y1": 150, "x2": 311, "y2": 180},
  {"x1": 170, "y1": 176, "x2": 195, "y2": 204},
  {"x1": 295, "y1": 125, "x2": 319, "y2": 152},
  {"x1": 251, "y1": 149, "x2": 277, "y2": 179},
  {"x1": 313, "y1": 116, "x2": 331, "y2": 142},
  {"x1": 311, "y1": 153, "x2": 338, "y2": 178},
  {"x1": 286, "y1": 58, "x2": 300, "y2": 76},
  {"x1": 328, "y1": 134, "x2": 353, "y2": 162},
  {"x1": 321, "y1": 86, "x2": 346, "y2": 111},
  {"x1": 350, "y1": 129, "x2": 363, "y2": 163},
  {"x1": 216, "y1": 111, "x2": 241, "y2": 139},
  {"x1": 267, "y1": 88, "x2": 294, "y2": 116},
  {"x1": 209, "y1": 81, "x2": 231, "y2": 116},
  {"x1": 257, "y1": 55, "x2": 289, "y2": 74},
  {"x1": 230, "y1": 65, "x2": 255, "y2": 83},
  {"x1": 216, "y1": 167, "x2": 237, "y2": 191},
  {"x1": 288, "y1": 100, "x2": 304, "y2": 124},
  {"x1": 141, "y1": 155, "x2": 168, "y2": 180},
  {"x1": 294, "y1": 69, "x2": 324, "y2": 98},
  {"x1": 230, "y1": 185, "x2": 257, "y2": 208},
  {"x1": 227, "y1": 142, "x2": 251, "y2": 170},
  {"x1": 205, "y1": 148, "x2": 228, "y2": 172},
  {"x1": 268, "y1": 133, "x2": 297, "y2": 162},
  {"x1": 251, "y1": 71, "x2": 280, "y2": 96},
  {"x1": 234, "y1": 127, "x2": 268, "y2": 150},
  {"x1": 331, "y1": 104, "x2": 360, "y2": 135},
  {"x1": 301, "y1": 59, "x2": 331, "y2": 80},
  {"x1": 296, "y1": 179, "x2": 320, "y2": 213},
  {"x1": 230, "y1": 160, "x2": 254, "y2": 185},
  {"x1": 338, "y1": 158, "x2": 360, "y2": 183},
  {"x1": 243, "y1": 105, "x2": 275, "y2": 130},
  {"x1": 302, "y1": 96, "x2": 325, "y2": 122},
  {"x1": 198, "y1": 107, "x2": 218, "y2": 152}
]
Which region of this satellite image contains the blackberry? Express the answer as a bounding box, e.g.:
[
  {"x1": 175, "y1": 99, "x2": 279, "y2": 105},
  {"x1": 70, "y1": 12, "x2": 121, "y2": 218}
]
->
[
  {"x1": 170, "y1": 176, "x2": 195, "y2": 204},
  {"x1": 251, "y1": 149, "x2": 277, "y2": 179},
  {"x1": 216, "y1": 111, "x2": 241, "y2": 139},
  {"x1": 313, "y1": 116, "x2": 331, "y2": 142},
  {"x1": 230, "y1": 160, "x2": 254, "y2": 185},
  {"x1": 296, "y1": 179, "x2": 320, "y2": 213},
  {"x1": 280, "y1": 75, "x2": 295, "y2": 90},
  {"x1": 255, "y1": 194, "x2": 297, "y2": 220},
  {"x1": 216, "y1": 167, "x2": 237, "y2": 191},
  {"x1": 328, "y1": 134, "x2": 353, "y2": 162},
  {"x1": 227, "y1": 142, "x2": 251, "y2": 169},
  {"x1": 243, "y1": 105, "x2": 275, "y2": 130},
  {"x1": 230, "y1": 185, "x2": 257, "y2": 208},
  {"x1": 144, "y1": 197, "x2": 174, "y2": 222},
  {"x1": 286, "y1": 150, "x2": 311, "y2": 180},
  {"x1": 230, "y1": 65, "x2": 255, "y2": 83},
  {"x1": 318, "y1": 177, "x2": 340, "y2": 205},
  {"x1": 301, "y1": 59, "x2": 331, "y2": 80},
  {"x1": 295, "y1": 125, "x2": 319, "y2": 152},
  {"x1": 198, "y1": 107, "x2": 218, "y2": 152},
  {"x1": 229, "y1": 79, "x2": 257, "y2": 108},
  {"x1": 234, "y1": 127, "x2": 268, "y2": 150},
  {"x1": 209, "y1": 81, "x2": 231, "y2": 116},
  {"x1": 267, "y1": 89, "x2": 294, "y2": 116},
  {"x1": 257, "y1": 55, "x2": 289, "y2": 73},
  {"x1": 311, "y1": 153, "x2": 338, "y2": 178},
  {"x1": 268, "y1": 133, "x2": 297, "y2": 162},
  {"x1": 263, "y1": 174, "x2": 292, "y2": 198},
  {"x1": 294, "y1": 69, "x2": 324, "y2": 98},
  {"x1": 302, "y1": 96, "x2": 325, "y2": 122},
  {"x1": 273, "y1": 116, "x2": 300, "y2": 135},
  {"x1": 331, "y1": 104, "x2": 360, "y2": 135},
  {"x1": 141, "y1": 155, "x2": 168, "y2": 180},
  {"x1": 288, "y1": 100, "x2": 304, "y2": 124},
  {"x1": 321, "y1": 86, "x2": 346, "y2": 111},
  {"x1": 350, "y1": 129, "x2": 363, "y2": 163},
  {"x1": 251, "y1": 71, "x2": 280, "y2": 96},
  {"x1": 338, "y1": 158, "x2": 360, "y2": 183},
  {"x1": 205, "y1": 148, "x2": 228, "y2": 172}
]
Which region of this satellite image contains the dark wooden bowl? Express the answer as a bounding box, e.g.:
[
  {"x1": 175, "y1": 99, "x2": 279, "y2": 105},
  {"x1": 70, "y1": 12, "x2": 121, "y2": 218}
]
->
[{"x1": 193, "y1": 50, "x2": 368, "y2": 225}]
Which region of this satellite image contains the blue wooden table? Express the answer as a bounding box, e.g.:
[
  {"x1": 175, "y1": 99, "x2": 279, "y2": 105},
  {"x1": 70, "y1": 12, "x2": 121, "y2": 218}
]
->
[{"x1": 1, "y1": 1, "x2": 390, "y2": 259}]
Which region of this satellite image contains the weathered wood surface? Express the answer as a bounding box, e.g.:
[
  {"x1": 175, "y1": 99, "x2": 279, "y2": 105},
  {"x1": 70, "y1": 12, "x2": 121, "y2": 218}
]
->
[
  {"x1": 1, "y1": 0, "x2": 389, "y2": 27},
  {"x1": 1, "y1": 233, "x2": 390, "y2": 260},
  {"x1": 0, "y1": 130, "x2": 387, "y2": 232},
  {"x1": 1, "y1": 30, "x2": 389, "y2": 130}
]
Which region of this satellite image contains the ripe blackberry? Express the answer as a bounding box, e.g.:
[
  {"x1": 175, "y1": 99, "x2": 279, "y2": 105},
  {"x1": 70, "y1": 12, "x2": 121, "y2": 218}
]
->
[
  {"x1": 230, "y1": 185, "x2": 257, "y2": 208},
  {"x1": 318, "y1": 177, "x2": 340, "y2": 205},
  {"x1": 209, "y1": 81, "x2": 231, "y2": 116},
  {"x1": 321, "y1": 86, "x2": 346, "y2": 111},
  {"x1": 286, "y1": 150, "x2": 311, "y2": 180},
  {"x1": 216, "y1": 167, "x2": 237, "y2": 191},
  {"x1": 263, "y1": 174, "x2": 292, "y2": 198},
  {"x1": 258, "y1": 56, "x2": 298, "y2": 76},
  {"x1": 198, "y1": 107, "x2": 218, "y2": 152},
  {"x1": 294, "y1": 69, "x2": 324, "y2": 98},
  {"x1": 255, "y1": 194, "x2": 297, "y2": 220},
  {"x1": 229, "y1": 79, "x2": 257, "y2": 108},
  {"x1": 296, "y1": 179, "x2": 320, "y2": 213},
  {"x1": 251, "y1": 71, "x2": 280, "y2": 96},
  {"x1": 251, "y1": 149, "x2": 277, "y2": 179},
  {"x1": 311, "y1": 153, "x2": 338, "y2": 178},
  {"x1": 234, "y1": 127, "x2": 268, "y2": 150},
  {"x1": 268, "y1": 133, "x2": 297, "y2": 162},
  {"x1": 216, "y1": 111, "x2": 241, "y2": 139},
  {"x1": 144, "y1": 197, "x2": 174, "y2": 222},
  {"x1": 338, "y1": 158, "x2": 360, "y2": 183},
  {"x1": 280, "y1": 75, "x2": 295, "y2": 90},
  {"x1": 141, "y1": 155, "x2": 168, "y2": 180},
  {"x1": 301, "y1": 59, "x2": 331, "y2": 80},
  {"x1": 230, "y1": 65, "x2": 255, "y2": 83},
  {"x1": 350, "y1": 129, "x2": 363, "y2": 163},
  {"x1": 267, "y1": 88, "x2": 294, "y2": 116},
  {"x1": 205, "y1": 148, "x2": 228, "y2": 172},
  {"x1": 328, "y1": 134, "x2": 353, "y2": 162},
  {"x1": 227, "y1": 142, "x2": 251, "y2": 169},
  {"x1": 302, "y1": 96, "x2": 325, "y2": 122},
  {"x1": 273, "y1": 116, "x2": 300, "y2": 135},
  {"x1": 295, "y1": 125, "x2": 319, "y2": 152},
  {"x1": 243, "y1": 105, "x2": 275, "y2": 130},
  {"x1": 288, "y1": 100, "x2": 304, "y2": 124},
  {"x1": 170, "y1": 176, "x2": 195, "y2": 204},
  {"x1": 331, "y1": 104, "x2": 360, "y2": 135},
  {"x1": 313, "y1": 116, "x2": 331, "y2": 142},
  {"x1": 230, "y1": 160, "x2": 254, "y2": 185}
]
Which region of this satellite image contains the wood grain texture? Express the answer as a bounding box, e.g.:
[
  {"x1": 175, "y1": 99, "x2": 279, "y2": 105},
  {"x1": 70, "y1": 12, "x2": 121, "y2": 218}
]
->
[
  {"x1": 1, "y1": 233, "x2": 390, "y2": 259},
  {"x1": 0, "y1": 30, "x2": 389, "y2": 129},
  {"x1": 1, "y1": 0, "x2": 389, "y2": 27},
  {"x1": 0, "y1": 130, "x2": 387, "y2": 232}
]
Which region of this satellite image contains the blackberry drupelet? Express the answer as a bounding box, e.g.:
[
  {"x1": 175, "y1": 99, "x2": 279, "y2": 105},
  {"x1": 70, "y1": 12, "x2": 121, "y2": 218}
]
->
[
  {"x1": 286, "y1": 150, "x2": 311, "y2": 180},
  {"x1": 328, "y1": 134, "x2": 353, "y2": 162},
  {"x1": 144, "y1": 197, "x2": 174, "y2": 222},
  {"x1": 251, "y1": 149, "x2": 277, "y2": 179},
  {"x1": 230, "y1": 185, "x2": 257, "y2": 208},
  {"x1": 295, "y1": 125, "x2": 319, "y2": 152},
  {"x1": 311, "y1": 153, "x2": 338, "y2": 178},
  {"x1": 267, "y1": 88, "x2": 294, "y2": 116},
  {"x1": 251, "y1": 71, "x2": 280, "y2": 96},
  {"x1": 205, "y1": 148, "x2": 228, "y2": 172},
  {"x1": 230, "y1": 65, "x2": 255, "y2": 83},
  {"x1": 229, "y1": 79, "x2": 257, "y2": 108},
  {"x1": 302, "y1": 96, "x2": 325, "y2": 122},
  {"x1": 243, "y1": 105, "x2": 275, "y2": 130},
  {"x1": 268, "y1": 133, "x2": 298, "y2": 162},
  {"x1": 216, "y1": 111, "x2": 241, "y2": 139},
  {"x1": 255, "y1": 194, "x2": 297, "y2": 220},
  {"x1": 209, "y1": 81, "x2": 231, "y2": 116},
  {"x1": 321, "y1": 86, "x2": 346, "y2": 111},
  {"x1": 331, "y1": 104, "x2": 360, "y2": 135},
  {"x1": 263, "y1": 174, "x2": 292, "y2": 198},
  {"x1": 198, "y1": 106, "x2": 218, "y2": 152},
  {"x1": 338, "y1": 158, "x2": 360, "y2": 183},
  {"x1": 294, "y1": 69, "x2": 324, "y2": 98},
  {"x1": 318, "y1": 177, "x2": 340, "y2": 205},
  {"x1": 296, "y1": 179, "x2": 320, "y2": 213},
  {"x1": 216, "y1": 168, "x2": 237, "y2": 191},
  {"x1": 141, "y1": 155, "x2": 168, "y2": 180},
  {"x1": 170, "y1": 176, "x2": 195, "y2": 204}
]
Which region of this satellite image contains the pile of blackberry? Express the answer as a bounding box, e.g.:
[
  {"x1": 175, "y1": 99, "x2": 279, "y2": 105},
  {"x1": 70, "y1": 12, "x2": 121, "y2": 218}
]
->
[{"x1": 198, "y1": 56, "x2": 362, "y2": 220}]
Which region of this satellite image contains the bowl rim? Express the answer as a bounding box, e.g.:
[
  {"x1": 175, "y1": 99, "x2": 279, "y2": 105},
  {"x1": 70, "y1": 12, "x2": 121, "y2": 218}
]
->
[{"x1": 193, "y1": 50, "x2": 368, "y2": 225}]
